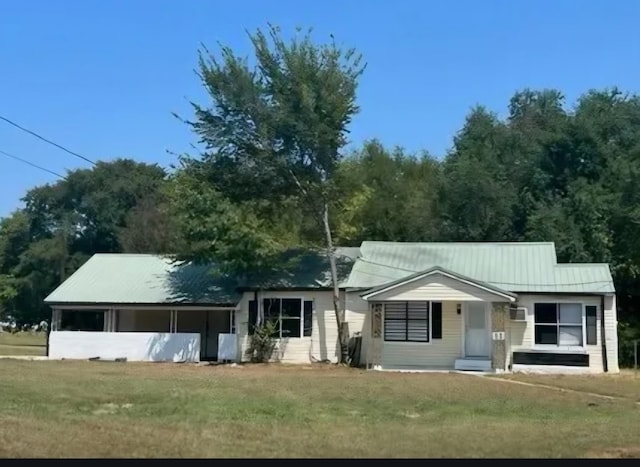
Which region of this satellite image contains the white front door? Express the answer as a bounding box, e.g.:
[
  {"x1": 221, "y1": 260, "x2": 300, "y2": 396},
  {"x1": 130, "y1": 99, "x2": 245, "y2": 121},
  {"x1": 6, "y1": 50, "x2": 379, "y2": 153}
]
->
[{"x1": 464, "y1": 302, "x2": 490, "y2": 358}]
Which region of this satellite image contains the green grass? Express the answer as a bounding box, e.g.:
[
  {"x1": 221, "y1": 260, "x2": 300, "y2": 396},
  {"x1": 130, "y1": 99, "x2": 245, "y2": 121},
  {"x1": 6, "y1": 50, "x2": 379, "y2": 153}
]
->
[
  {"x1": 0, "y1": 332, "x2": 46, "y2": 356},
  {"x1": 0, "y1": 361, "x2": 639, "y2": 458}
]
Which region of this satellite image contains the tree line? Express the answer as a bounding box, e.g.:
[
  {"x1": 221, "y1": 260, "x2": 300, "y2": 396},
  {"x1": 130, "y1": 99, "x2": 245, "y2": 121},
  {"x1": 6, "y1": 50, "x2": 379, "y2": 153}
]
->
[{"x1": 1, "y1": 26, "x2": 639, "y2": 364}]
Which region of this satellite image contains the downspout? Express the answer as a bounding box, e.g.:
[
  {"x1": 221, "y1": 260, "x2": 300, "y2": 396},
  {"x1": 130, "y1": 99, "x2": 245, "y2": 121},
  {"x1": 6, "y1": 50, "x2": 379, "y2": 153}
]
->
[{"x1": 601, "y1": 295, "x2": 608, "y2": 373}]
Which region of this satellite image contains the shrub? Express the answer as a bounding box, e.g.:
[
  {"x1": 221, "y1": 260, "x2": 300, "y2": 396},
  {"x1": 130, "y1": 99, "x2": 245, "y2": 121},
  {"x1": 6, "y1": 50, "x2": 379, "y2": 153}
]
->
[{"x1": 245, "y1": 320, "x2": 278, "y2": 363}]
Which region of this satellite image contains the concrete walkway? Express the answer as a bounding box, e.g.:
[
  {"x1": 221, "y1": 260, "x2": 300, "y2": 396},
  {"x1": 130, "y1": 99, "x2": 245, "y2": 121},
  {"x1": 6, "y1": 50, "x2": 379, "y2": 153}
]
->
[
  {"x1": 476, "y1": 374, "x2": 640, "y2": 404},
  {"x1": 0, "y1": 355, "x2": 49, "y2": 360}
]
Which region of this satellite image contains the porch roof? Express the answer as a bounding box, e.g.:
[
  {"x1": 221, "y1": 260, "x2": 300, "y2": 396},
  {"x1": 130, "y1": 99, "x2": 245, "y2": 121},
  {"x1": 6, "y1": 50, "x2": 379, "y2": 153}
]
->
[
  {"x1": 360, "y1": 266, "x2": 517, "y2": 302},
  {"x1": 44, "y1": 254, "x2": 241, "y2": 306}
]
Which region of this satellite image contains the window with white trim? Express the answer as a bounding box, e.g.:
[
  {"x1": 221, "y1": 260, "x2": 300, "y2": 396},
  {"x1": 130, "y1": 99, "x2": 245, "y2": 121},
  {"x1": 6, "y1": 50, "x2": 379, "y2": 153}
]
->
[
  {"x1": 534, "y1": 303, "x2": 584, "y2": 346},
  {"x1": 263, "y1": 298, "x2": 301, "y2": 338},
  {"x1": 248, "y1": 298, "x2": 313, "y2": 337}
]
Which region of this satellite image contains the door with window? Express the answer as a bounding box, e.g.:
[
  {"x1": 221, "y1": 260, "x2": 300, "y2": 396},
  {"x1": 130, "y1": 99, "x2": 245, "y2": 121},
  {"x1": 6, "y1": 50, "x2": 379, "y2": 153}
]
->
[{"x1": 464, "y1": 302, "x2": 490, "y2": 357}]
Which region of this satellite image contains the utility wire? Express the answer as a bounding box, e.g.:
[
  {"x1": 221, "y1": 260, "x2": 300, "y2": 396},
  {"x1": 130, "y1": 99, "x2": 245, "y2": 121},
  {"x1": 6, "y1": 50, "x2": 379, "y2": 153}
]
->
[
  {"x1": 0, "y1": 115, "x2": 96, "y2": 166},
  {"x1": 0, "y1": 149, "x2": 67, "y2": 180}
]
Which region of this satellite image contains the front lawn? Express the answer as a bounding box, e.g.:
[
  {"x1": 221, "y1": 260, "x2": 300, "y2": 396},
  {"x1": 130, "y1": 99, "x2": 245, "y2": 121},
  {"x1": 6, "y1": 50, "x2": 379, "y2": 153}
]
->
[{"x1": 0, "y1": 361, "x2": 638, "y2": 458}]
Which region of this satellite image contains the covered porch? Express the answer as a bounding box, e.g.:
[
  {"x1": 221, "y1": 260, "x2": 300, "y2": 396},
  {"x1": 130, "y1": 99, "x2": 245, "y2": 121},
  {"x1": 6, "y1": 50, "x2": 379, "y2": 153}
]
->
[
  {"x1": 361, "y1": 266, "x2": 516, "y2": 372},
  {"x1": 48, "y1": 305, "x2": 238, "y2": 362}
]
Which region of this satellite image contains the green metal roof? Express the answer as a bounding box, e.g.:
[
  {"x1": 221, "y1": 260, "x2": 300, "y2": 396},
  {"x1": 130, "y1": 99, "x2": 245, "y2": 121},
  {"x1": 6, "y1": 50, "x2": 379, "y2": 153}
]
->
[
  {"x1": 44, "y1": 247, "x2": 360, "y2": 306},
  {"x1": 44, "y1": 242, "x2": 614, "y2": 306},
  {"x1": 44, "y1": 254, "x2": 241, "y2": 306},
  {"x1": 344, "y1": 242, "x2": 615, "y2": 294}
]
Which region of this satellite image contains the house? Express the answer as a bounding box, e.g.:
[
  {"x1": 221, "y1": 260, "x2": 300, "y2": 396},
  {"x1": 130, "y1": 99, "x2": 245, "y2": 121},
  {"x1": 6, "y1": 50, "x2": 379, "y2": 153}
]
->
[{"x1": 43, "y1": 242, "x2": 619, "y2": 374}]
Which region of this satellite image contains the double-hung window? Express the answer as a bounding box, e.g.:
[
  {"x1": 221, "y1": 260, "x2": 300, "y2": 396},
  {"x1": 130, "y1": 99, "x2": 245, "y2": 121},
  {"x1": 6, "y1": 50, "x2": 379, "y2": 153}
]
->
[
  {"x1": 534, "y1": 303, "x2": 596, "y2": 347},
  {"x1": 248, "y1": 298, "x2": 313, "y2": 338}
]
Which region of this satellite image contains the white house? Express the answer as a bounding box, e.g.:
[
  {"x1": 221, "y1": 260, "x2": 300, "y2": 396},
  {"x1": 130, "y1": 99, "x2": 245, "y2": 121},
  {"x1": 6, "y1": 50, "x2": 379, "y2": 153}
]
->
[{"x1": 43, "y1": 242, "x2": 619, "y2": 374}]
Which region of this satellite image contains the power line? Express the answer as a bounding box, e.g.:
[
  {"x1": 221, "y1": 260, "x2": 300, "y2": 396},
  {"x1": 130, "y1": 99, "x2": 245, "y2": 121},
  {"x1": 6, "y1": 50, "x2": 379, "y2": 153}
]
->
[
  {"x1": 0, "y1": 149, "x2": 67, "y2": 180},
  {"x1": 0, "y1": 115, "x2": 96, "y2": 166}
]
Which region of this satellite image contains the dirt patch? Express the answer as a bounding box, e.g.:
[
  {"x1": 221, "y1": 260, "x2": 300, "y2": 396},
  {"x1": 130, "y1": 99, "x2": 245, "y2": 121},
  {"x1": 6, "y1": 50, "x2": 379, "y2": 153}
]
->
[{"x1": 587, "y1": 447, "x2": 640, "y2": 458}]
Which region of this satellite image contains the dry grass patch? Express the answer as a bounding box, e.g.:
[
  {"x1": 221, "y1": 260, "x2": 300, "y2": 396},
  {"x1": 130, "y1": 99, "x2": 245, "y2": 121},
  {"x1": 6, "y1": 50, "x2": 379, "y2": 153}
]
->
[
  {"x1": 0, "y1": 361, "x2": 639, "y2": 457},
  {"x1": 0, "y1": 332, "x2": 46, "y2": 356}
]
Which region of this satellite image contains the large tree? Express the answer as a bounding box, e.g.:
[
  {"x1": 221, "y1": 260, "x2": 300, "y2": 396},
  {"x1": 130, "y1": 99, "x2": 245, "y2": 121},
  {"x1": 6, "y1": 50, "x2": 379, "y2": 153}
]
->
[{"x1": 179, "y1": 25, "x2": 365, "y2": 362}]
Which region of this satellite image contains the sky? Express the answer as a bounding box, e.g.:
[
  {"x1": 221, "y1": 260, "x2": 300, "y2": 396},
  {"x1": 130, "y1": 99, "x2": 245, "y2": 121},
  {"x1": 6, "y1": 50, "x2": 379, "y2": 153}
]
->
[{"x1": 1, "y1": 0, "x2": 639, "y2": 217}]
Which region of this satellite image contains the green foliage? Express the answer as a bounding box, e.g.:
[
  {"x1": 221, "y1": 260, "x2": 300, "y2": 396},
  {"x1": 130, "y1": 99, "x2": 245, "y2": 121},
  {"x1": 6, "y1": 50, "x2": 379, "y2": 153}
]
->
[
  {"x1": 167, "y1": 169, "x2": 286, "y2": 276},
  {"x1": 245, "y1": 320, "x2": 278, "y2": 363},
  {"x1": 0, "y1": 159, "x2": 169, "y2": 324},
  {"x1": 334, "y1": 140, "x2": 441, "y2": 244},
  {"x1": 0, "y1": 274, "x2": 18, "y2": 319}
]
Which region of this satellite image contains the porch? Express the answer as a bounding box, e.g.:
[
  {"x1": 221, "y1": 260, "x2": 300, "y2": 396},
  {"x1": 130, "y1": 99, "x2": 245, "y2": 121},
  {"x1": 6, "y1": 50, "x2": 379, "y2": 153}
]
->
[
  {"x1": 47, "y1": 306, "x2": 238, "y2": 362},
  {"x1": 360, "y1": 266, "x2": 516, "y2": 372}
]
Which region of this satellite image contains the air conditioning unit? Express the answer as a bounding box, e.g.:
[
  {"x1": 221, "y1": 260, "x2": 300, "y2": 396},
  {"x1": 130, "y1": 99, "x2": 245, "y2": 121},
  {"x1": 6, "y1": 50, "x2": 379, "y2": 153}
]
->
[{"x1": 509, "y1": 305, "x2": 527, "y2": 322}]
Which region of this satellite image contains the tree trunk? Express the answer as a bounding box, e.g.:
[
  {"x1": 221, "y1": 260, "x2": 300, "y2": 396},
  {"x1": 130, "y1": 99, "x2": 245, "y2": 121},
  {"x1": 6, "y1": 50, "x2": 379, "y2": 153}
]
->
[{"x1": 322, "y1": 202, "x2": 350, "y2": 364}]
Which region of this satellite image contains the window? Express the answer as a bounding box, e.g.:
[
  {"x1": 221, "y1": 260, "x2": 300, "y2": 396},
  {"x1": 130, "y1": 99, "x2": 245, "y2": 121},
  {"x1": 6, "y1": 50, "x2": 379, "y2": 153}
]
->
[
  {"x1": 60, "y1": 310, "x2": 105, "y2": 331},
  {"x1": 248, "y1": 298, "x2": 313, "y2": 338},
  {"x1": 384, "y1": 302, "x2": 431, "y2": 342},
  {"x1": 534, "y1": 303, "x2": 585, "y2": 347},
  {"x1": 586, "y1": 306, "x2": 597, "y2": 345}
]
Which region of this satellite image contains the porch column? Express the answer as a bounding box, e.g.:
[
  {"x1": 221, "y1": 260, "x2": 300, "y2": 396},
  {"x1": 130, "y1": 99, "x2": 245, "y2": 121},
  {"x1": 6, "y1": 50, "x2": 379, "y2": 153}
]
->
[
  {"x1": 369, "y1": 303, "x2": 383, "y2": 370},
  {"x1": 104, "y1": 309, "x2": 115, "y2": 332},
  {"x1": 108, "y1": 309, "x2": 117, "y2": 332},
  {"x1": 491, "y1": 303, "x2": 508, "y2": 371},
  {"x1": 169, "y1": 310, "x2": 177, "y2": 333},
  {"x1": 51, "y1": 309, "x2": 61, "y2": 331}
]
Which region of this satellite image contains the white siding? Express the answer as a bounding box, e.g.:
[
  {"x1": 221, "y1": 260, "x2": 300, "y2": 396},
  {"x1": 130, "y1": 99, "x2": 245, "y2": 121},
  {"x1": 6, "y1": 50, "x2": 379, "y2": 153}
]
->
[
  {"x1": 49, "y1": 331, "x2": 200, "y2": 362},
  {"x1": 381, "y1": 301, "x2": 462, "y2": 369},
  {"x1": 237, "y1": 290, "x2": 341, "y2": 363},
  {"x1": 604, "y1": 295, "x2": 619, "y2": 373},
  {"x1": 370, "y1": 273, "x2": 508, "y2": 303},
  {"x1": 345, "y1": 292, "x2": 370, "y2": 365},
  {"x1": 508, "y1": 294, "x2": 612, "y2": 373}
]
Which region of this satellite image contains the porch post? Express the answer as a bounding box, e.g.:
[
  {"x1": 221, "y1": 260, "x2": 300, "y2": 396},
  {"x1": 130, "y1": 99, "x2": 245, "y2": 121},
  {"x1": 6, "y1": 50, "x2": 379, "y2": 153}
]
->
[
  {"x1": 370, "y1": 303, "x2": 383, "y2": 370},
  {"x1": 109, "y1": 308, "x2": 117, "y2": 332},
  {"x1": 51, "y1": 308, "x2": 61, "y2": 331},
  {"x1": 169, "y1": 310, "x2": 177, "y2": 333},
  {"x1": 104, "y1": 309, "x2": 114, "y2": 332},
  {"x1": 491, "y1": 303, "x2": 507, "y2": 372}
]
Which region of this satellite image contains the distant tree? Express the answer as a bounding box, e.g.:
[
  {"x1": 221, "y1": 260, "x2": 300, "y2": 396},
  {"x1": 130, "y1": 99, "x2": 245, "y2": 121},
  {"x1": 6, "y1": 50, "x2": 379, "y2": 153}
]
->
[
  {"x1": 119, "y1": 192, "x2": 181, "y2": 254},
  {"x1": 334, "y1": 140, "x2": 441, "y2": 244},
  {"x1": 0, "y1": 159, "x2": 168, "y2": 324},
  {"x1": 439, "y1": 107, "x2": 516, "y2": 241}
]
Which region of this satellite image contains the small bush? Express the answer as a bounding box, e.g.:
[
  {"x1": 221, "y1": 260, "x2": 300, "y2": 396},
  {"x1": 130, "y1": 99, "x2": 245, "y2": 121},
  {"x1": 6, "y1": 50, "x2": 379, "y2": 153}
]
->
[{"x1": 245, "y1": 320, "x2": 278, "y2": 363}]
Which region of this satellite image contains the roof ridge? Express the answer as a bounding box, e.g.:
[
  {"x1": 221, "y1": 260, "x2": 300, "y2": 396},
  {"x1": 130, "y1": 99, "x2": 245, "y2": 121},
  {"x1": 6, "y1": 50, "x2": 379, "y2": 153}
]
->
[
  {"x1": 93, "y1": 253, "x2": 170, "y2": 257},
  {"x1": 360, "y1": 241, "x2": 556, "y2": 246}
]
